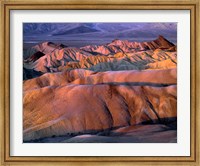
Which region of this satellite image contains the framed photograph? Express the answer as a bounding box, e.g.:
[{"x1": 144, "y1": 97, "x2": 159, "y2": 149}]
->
[{"x1": 0, "y1": 0, "x2": 199, "y2": 165}]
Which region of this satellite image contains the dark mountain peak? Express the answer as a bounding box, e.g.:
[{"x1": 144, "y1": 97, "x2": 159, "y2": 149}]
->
[
  {"x1": 154, "y1": 35, "x2": 175, "y2": 48},
  {"x1": 112, "y1": 39, "x2": 120, "y2": 42},
  {"x1": 110, "y1": 39, "x2": 127, "y2": 44},
  {"x1": 24, "y1": 51, "x2": 45, "y2": 63},
  {"x1": 158, "y1": 35, "x2": 165, "y2": 40},
  {"x1": 34, "y1": 41, "x2": 67, "y2": 49}
]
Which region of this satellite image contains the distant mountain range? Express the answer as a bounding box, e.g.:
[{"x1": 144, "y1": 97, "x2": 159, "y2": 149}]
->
[{"x1": 23, "y1": 23, "x2": 177, "y2": 46}]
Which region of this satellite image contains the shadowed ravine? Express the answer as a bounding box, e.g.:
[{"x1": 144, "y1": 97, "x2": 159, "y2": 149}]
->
[{"x1": 24, "y1": 118, "x2": 177, "y2": 143}]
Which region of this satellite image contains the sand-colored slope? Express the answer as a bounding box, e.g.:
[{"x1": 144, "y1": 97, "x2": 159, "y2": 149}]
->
[
  {"x1": 23, "y1": 69, "x2": 94, "y2": 91},
  {"x1": 23, "y1": 83, "x2": 176, "y2": 141},
  {"x1": 147, "y1": 59, "x2": 176, "y2": 69},
  {"x1": 72, "y1": 68, "x2": 176, "y2": 85},
  {"x1": 23, "y1": 68, "x2": 176, "y2": 91},
  {"x1": 23, "y1": 69, "x2": 177, "y2": 141}
]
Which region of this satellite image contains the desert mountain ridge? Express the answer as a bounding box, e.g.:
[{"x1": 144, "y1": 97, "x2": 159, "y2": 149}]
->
[
  {"x1": 23, "y1": 36, "x2": 177, "y2": 80},
  {"x1": 23, "y1": 35, "x2": 177, "y2": 143}
]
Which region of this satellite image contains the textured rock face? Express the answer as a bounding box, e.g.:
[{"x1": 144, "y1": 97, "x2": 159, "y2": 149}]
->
[
  {"x1": 71, "y1": 68, "x2": 177, "y2": 85},
  {"x1": 23, "y1": 36, "x2": 176, "y2": 75},
  {"x1": 24, "y1": 84, "x2": 177, "y2": 141},
  {"x1": 23, "y1": 36, "x2": 177, "y2": 142},
  {"x1": 81, "y1": 35, "x2": 174, "y2": 54},
  {"x1": 23, "y1": 69, "x2": 177, "y2": 141}
]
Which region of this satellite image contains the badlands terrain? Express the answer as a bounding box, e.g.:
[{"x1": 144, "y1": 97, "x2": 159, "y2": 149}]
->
[{"x1": 23, "y1": 35, "x2": 177, "y2": 143}]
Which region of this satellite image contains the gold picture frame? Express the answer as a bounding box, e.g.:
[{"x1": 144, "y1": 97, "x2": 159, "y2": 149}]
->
[{"x1": 0, "y1": 0, "x2": 199, "y2": 165}]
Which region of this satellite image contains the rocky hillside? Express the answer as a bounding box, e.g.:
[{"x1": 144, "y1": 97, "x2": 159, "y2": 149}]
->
[
  {"x1": 23, "y1": 36, "x2": 176, "y2": 79},
  {"x1": 23, "y1": 36, "x2": 177, "y2": 143}
]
